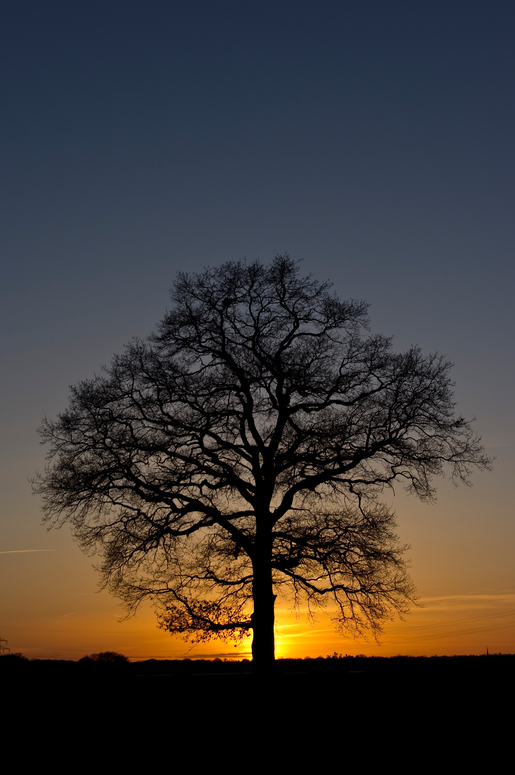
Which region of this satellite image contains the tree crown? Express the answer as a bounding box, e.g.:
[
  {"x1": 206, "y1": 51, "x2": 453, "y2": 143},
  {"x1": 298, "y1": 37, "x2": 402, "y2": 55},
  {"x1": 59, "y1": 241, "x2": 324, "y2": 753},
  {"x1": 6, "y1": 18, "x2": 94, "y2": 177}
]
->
[{"x1": 35, "y1": 255, "x2": 491, "y2": 650}]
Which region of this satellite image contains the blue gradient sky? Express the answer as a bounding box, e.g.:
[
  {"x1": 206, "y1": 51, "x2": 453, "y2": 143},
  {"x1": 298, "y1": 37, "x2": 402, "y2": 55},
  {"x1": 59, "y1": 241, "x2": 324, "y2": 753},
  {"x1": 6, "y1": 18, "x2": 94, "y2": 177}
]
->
[{"x1": 1, "y1": 1, "x2": 513, "y2": 659}]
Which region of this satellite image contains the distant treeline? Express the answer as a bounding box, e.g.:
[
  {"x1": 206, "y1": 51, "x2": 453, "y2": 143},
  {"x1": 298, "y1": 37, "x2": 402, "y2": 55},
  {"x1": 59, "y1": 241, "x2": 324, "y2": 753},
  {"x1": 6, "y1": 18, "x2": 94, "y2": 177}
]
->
[{"x1": 2, "y1": 651, "x2": 514, "y2": 677}]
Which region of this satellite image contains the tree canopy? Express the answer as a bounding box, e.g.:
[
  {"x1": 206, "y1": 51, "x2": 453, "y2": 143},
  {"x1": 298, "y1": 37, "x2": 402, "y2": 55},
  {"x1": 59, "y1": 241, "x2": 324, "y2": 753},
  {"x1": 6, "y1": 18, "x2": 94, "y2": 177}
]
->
[
  {"x1": 79, "y1": 651, "x2": 129, "y2": 663},
  {"x1": 35, "y1": 256, "x2": 490, "y2": 666}
]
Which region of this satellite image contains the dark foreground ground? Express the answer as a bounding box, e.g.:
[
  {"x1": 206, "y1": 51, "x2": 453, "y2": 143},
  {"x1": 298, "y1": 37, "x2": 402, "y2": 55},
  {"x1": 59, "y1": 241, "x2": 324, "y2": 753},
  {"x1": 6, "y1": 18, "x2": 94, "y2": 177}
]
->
[
  {"x1": 3, "y1": 651, "x2": 513, "y2": 683},
  {"x1": 3, "y1": 653, "x2": 513, "y2": 706},
  {"x1": 3, "y1": 654, "x2": 512, "y2": 761}
]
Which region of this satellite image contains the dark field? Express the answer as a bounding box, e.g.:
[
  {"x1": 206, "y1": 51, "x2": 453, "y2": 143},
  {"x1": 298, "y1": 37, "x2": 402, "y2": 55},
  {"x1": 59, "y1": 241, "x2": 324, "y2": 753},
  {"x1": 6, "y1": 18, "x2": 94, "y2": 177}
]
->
[
  {"x1": 3, "y1": 653, "x2": 513, "y2": 706},
  {"x1": 3, "y1": 654, "x2": 512, "y2": 763}
]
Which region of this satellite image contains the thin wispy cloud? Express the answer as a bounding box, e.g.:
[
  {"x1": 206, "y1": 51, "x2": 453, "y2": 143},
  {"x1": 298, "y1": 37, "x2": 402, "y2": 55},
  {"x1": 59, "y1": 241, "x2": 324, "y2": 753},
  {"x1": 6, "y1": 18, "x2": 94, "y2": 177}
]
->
[
  {"x1": 0, "y1": 549, "x2": 55, "y2": 554},
  {"x1": 422, "y1": 593, "x2": 515, "y2": 607}
]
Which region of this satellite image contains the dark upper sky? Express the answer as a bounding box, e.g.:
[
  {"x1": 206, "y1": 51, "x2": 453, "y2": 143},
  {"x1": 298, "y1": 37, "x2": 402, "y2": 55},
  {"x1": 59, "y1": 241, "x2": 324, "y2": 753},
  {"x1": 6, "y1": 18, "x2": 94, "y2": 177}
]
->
[{"x1": 1, "y1": 0, "x2": 513, "y2": 657}]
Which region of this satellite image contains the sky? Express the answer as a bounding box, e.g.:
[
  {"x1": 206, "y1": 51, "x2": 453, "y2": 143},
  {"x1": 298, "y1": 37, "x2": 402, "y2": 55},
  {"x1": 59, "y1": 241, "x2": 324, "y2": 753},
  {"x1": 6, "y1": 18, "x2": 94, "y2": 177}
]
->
[{"x1": 1, "y1": 0, "x2": 514, "y2": 660}]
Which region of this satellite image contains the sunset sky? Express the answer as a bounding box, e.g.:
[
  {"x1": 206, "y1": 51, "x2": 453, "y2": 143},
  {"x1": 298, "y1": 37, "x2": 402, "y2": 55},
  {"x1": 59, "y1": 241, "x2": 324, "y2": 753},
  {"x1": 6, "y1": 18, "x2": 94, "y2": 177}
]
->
[{"x1": 1, "y1": 0, "x2": 514, "y2": 660}]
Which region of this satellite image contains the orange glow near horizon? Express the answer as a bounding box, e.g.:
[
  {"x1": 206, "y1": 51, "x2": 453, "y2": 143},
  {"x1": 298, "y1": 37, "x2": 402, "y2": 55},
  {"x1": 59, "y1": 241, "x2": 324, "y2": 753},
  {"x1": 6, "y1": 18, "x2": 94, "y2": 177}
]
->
[
  {"x1": 2, "y1": 532, "x2": 514, "y2": 661},
  {"x1": 3, "y1": 593, "x2": 514, "y2": 662}
]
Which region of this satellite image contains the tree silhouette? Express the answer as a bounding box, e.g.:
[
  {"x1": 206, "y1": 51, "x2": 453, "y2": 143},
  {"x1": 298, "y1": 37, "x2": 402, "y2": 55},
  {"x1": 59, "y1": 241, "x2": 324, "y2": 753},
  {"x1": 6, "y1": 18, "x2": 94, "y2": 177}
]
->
[
  {"x1": 79, "y1": 651, "x2": 129, "y2": 663},
  {"x1": 35, "y1": 256, "x2": 490, "y2": 668}
]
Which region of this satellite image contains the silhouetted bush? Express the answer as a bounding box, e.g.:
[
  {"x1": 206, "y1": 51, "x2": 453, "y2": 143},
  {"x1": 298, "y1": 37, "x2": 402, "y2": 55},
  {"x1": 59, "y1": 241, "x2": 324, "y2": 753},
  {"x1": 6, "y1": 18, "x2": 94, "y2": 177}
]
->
[
  {"x1": 0, "y1": 652, "x2": 28, "y2": 662},
  {"x1": 79, "y1": 651, "x2": 129, "y2": 663}
]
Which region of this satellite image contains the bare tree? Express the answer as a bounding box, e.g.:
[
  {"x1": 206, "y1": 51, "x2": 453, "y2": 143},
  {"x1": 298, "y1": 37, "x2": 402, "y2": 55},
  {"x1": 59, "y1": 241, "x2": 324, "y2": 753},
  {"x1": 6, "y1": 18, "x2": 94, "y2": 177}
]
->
[{"x1": 35, "y1": 256, "x2": 490, "y2": 668}]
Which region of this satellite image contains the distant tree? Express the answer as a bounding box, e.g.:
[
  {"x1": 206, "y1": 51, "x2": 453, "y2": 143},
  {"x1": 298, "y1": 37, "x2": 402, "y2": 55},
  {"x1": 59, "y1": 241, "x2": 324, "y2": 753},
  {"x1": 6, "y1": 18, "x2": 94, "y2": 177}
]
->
[
  {"x1": 0, "y1": 652, "x2": 29, "y2": 675},
  {"x1": 35, "y1": 256, "x2": 490, "y2": 669},
  {"x1": 79, "y1": 651, "x2": 129, "y2": 663},
  {"x1": 0, "y1": 653, "x2": 27, "y2": 662}
]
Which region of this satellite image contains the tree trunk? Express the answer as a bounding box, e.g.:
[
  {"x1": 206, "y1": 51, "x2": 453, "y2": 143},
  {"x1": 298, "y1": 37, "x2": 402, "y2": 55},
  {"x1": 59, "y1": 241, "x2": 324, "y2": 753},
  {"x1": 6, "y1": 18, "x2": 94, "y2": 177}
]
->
[{"x1": 251, "y1": 536, "x2": 276, "y2": 672}]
